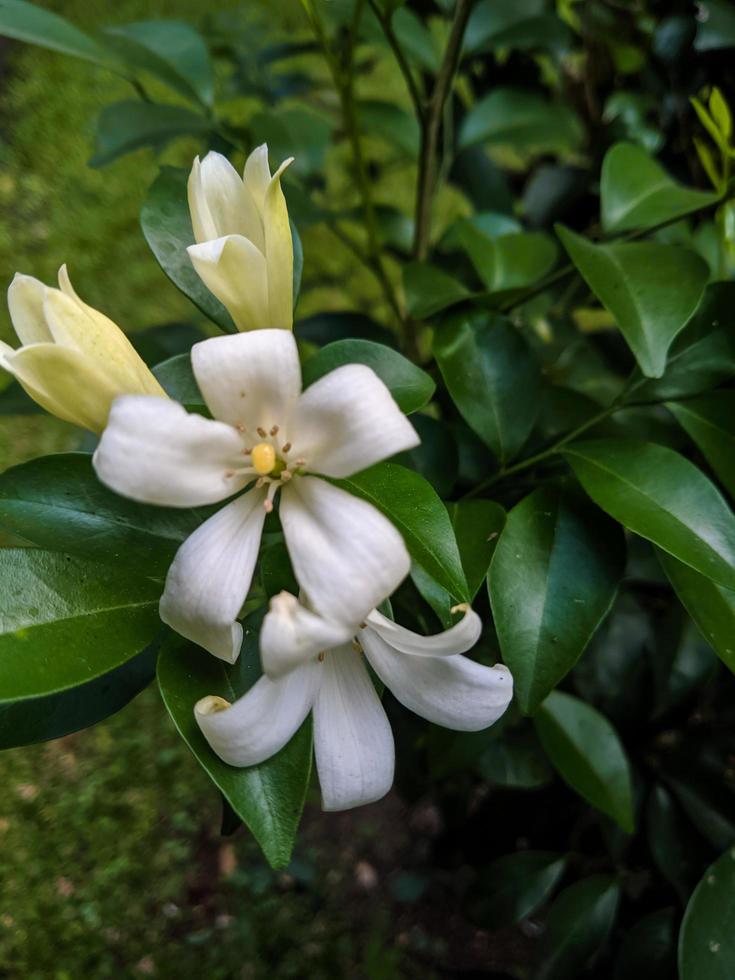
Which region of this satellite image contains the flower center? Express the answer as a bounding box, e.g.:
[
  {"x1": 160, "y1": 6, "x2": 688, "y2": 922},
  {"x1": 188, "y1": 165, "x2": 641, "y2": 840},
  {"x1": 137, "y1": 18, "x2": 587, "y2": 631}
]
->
[
  {"x1": 251, "y1": 441, "x2": 276, "y2": 475},
  {"x1": 223, "y1": 422, "x2": 307, "y2": 513}
]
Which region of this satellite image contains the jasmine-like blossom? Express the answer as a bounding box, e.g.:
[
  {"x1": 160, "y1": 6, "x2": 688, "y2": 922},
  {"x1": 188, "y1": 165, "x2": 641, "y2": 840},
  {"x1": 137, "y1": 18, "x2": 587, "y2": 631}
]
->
[
  {"x1": 93, "y1": 330, "x2": 420, "y2": 664},
  {"x1": 196, "y1": 594, "x2": 513, "y2": 811}
]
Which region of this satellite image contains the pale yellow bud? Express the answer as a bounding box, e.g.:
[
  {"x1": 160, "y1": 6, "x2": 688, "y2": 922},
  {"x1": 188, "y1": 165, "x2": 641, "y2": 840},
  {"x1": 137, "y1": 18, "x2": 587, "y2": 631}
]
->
[
  {"x1": 0, "y1": 266, "x2": 166, "y2": 433},
  {"x1": 186, "y1": 145, "x2": 294, "y2": 332}
]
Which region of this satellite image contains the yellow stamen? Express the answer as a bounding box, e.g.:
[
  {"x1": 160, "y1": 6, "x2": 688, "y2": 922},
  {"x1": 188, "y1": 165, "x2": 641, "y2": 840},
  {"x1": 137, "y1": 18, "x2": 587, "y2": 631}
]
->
[{"x1": 252, "y1": 442, "x2": 276, "y2": 475}]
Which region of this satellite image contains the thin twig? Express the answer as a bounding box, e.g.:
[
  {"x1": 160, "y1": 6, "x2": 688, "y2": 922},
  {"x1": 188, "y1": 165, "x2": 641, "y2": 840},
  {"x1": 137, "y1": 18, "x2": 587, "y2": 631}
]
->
[{"x1": 366, "y1": 0, "x2": 424, "y2": 120}]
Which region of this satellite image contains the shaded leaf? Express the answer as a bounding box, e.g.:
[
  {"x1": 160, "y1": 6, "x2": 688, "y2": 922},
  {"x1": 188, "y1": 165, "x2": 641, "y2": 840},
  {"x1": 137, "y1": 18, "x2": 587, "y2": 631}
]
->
[
  {"x1": 447, "y1": 498, "x2": 505, "y2": 600},
  {"x1": 468, "y1": 851, "x2": 567, "y2": 929},
  {"x1": 667, "y1": 392, "x2": 735, "y2": 498},
  {"x1": 460, "y1": 87, "x2": 583, "y2": 156},
  {"x1": 90, "y1": 100, "x2": 211, "y2": 168},
  {"x1": 403, "y1": 262, "x2": 470, "y2": 318},
  {"x1": 679, "y1": 847, "x2": 735, "y2": 979}
]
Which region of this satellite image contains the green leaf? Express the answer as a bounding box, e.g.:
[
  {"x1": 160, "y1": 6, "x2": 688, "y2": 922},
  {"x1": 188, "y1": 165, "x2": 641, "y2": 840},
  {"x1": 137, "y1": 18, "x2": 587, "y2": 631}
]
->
[
  {"x1": 102, "y1": 20, "x2": 214, "y2": 107},
  {"x1": 657, "y1": 550, "x2": 735, "y2": 674},
  {"x1": 0, "y1": 0, "x2": 122, "y2": 69},
  {"x1": 489, "y1": 487, "x2": 625, "y2": 714},
  {"x1": 564, "y1": 439, "x2": 735, "y2": 591},
  {"x1": 153, "y1": 352, "x2": 205, "y2": 411},
  {"x1": 468, "y1": 851, "x2": 567, "y2": 929},
  {"x1": 601, "y1": 142, "x2": 719, "y2": 233},
  {"x1": 0, "y1": 549, "x2": 161, "y2": 703},
  {"x1": 460, "y1": 87, "x2": 583, "y2": 156},
  {"x1": 157, "y1": 624, "x2": 312, "y2": 869},
  {"x1": 614, "y1": 908, "x2": 677, "y2": 980},
  {"x1": 667, "y1": 392, "x2": 735, "y2": 498},
  {"x1": 557, "y1": 225, "x2": 709, "y2": 378},
  {"x1": 679, "y1": 847, "x2": 735, "y2": 980},
  {"x1": 0, "y1": 379, "x2": 42, "y2": 415},
  {"x1": 458, "y1": 222, "x2": 558, "y2": 293},
  {"x1": 447, "y1": 499, "x2": 505, "y2": 600},
  {"x1": 466, "y1": 0, "x2": 571, "y2": 54},
  {"x1": 403, "y1": 262, "x2": 470, "y2": 318},
  {"x1": 336, "y1": 463, "x2": 469, "y2": 603},
  {"x1": 302, "y1": 339, "x2": 435, "y2": 414},
  {"x1": 629, "y1": 282, "x2": 735, "y2": 402},
  {"x1": 0, "y1": 453, "x2": 207, "y2": 576},
  {"x1": 0, "y1": 646, "x2": 156, "y2": 749},
  {"x1": 647, "y1": 784, "x2": 709, "y2": 901},
  {"x1": 390, "y1": 7, "x2": 439, "y2": 70},
  {"x1": 535, "y1": 875, "x2": 621, "y2": 980},
  {"x1": 359, "y1": 100, "x2": 419, "y2": 156},
  {"x1": 696, "y1": 0, "x2": 735, "y2": 51},
  {"x1": 535, "y1": 690, "x2": 635, "y2": 832},
  {"x1": 434, "y1": 312, "x2": 540, "y2": 463},
  {"x1": 476, "y1": 727, "x2": 553, "y2": 788},
  {"x1": 89, "y1": 100, "x2": 211, "y2": 168},
  {"x1": 140, "y1": 166, "x2": 237, "y2": 332}
]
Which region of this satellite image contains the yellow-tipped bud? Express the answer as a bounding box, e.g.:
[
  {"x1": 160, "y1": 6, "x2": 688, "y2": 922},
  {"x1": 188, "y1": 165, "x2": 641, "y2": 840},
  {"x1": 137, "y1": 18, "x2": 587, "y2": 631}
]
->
[{"x1": 252, "y1": 442, "x2": 276, "y2": 475}]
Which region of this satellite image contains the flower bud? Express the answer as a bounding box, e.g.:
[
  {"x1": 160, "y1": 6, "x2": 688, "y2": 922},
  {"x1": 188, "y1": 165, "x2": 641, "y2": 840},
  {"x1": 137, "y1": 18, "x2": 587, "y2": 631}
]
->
[
  {"x1": 0, "y1": 266, "x2": 165, "y2": 432},
  {"x1": 187, "y1": 145, "x2": 294, "y2": 332}
]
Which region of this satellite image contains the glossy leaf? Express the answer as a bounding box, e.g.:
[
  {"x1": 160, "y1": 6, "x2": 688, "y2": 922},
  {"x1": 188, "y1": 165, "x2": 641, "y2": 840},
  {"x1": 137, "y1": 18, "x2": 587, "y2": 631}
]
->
[
  {"x1": 557, "y1": 225, "x2": 709, "y2": 378},
  {"x1": 458, "y1": 222, "x2": 558, "y2": 293},
  {"x1": 489, "y1": 486, "x2": 625, "y2": 713},
  {"x1": 601, "y1": 142, "x2": 719, "y2": 233},
  {"x1": 460, "y1": 88, "x2": 583, "y2": 156},
  {"x1": 0, "y1": 549, "x2": 161, "y2": 703},
  {"x1": 140, "y1": 166, "x2": 236, "y2": 332},
  {"x1": 647, "y1": 784, "x2": 709, "y2": 901},
  {"x1": 468, "y1": 851, "x2": 567, "y2": 928},
  {"x1": 0, "y1": 0, "x2": 122, "y2": 69},
  {"x1": 403, "y1": 262, "x2": 470, "y2": 318},
  {"x1": 447, "y1": 499, "x2": 505, "y2": 599},
  {"x1": 0, "y1": 646, "x2": 156, "y2": 749},
  {"x1": 336, "y1": 463, "x2": 469, "y2": 603},
  {"x1": 153, "y1": 352, "x2": 205, "y2": 410},
  {"x1": 667, "y1": 392, "x2": 735, "y2": 497},
  {"x1": 565, "y1": 439, "x2": 735, "y2": 591},
  {"x1": 157, "y1": 623, "x2": 312, "y2": 869},
  {"x1": 535, "y1": 690, "x2": 635, "y2": 832},
  {"x1": 0, "y1": 453, "x2": 207, "y2": 576},
  {"x1": 535, "y1": 875, "x2": 621, "y2": 980},
  {"x1": 476, "y1": 727, "x2": 553, "y2": 788},
  {"x1": 614, "y1": 908, "x2": 677, "y2": 980},
  {"x1": 302, "y1": 339, "x2": 435, "y2": 414},
  {"x1": 679, "y1": 847, "x2": 735, "y2": 980},
  {"x1": 657, "y1": 550, "x2": 735, "y2": 674},
  {"x1": 434, "y1": 313, "x2": 540, "y2": 463},
  {"x1": 90, "y1": 100, "x2": 211, "y2": 168}
]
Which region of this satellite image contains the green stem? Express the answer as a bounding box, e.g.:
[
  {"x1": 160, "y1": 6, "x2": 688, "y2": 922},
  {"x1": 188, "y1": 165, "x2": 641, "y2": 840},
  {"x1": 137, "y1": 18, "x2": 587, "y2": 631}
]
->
[{"x1": 367, "y1": 0, "x2": 424, "y2": 121}]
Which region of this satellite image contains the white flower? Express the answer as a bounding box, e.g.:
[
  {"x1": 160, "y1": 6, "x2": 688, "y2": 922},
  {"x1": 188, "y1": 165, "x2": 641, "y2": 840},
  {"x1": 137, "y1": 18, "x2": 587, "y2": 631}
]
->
[
  {"x1": 195, "y1": 595, "x2": 513, "y2": 811},
  {"x1": 93, "y1": 330, "x2": 420, "y2": 664},
  {"x1": 0, "y1": 266, "x2": 164, "y2": 432},
  {"x1": 187, "y1": 145, "x2": 293, "y2": 331}
]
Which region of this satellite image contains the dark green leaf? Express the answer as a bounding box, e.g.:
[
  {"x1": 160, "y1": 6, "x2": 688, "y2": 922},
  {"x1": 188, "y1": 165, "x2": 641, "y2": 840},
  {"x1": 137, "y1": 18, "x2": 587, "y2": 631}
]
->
[
  {"x1": 614, "y1": 908, "x2": 677, "y2": 980},
  {"x1": 157, "y1": 623, "x2": 312, "y2": 869},
  {"x1": 557, "y1": 225, "x2": 709, "y2": 378},
  {"x1": 476, "y1": 726, "x2": 553, "y2": 788},
  {"x1": 535, "y1": 690, "x2": 635, "y2": 832},
  {"x1": 153, "y1": 352, "x2": 205, "y2": 410},
  {"x1": 695, "y1": 0, "x2": 735, "y2": 51},
  {"x1": 679, "y1": 847, "x2": 735, "y2": 979},
  {"x1": 565, "y1": 439, "x2": 735, "y2": 591},
  {"x1": 458, "y1": 222, "x2": 558, "y2": 293},
  {"x1": 460, "y1": 88, "x2": 583, "y2": 156},
  {"x1": 140, "y1": 166, "x2": 237, "y2": 332},
  {"x1": 535, "y1": 875, "x2": 621, "y2": 980},
  {"x1": 336, "y1": 463, "x2": 469, "y2": 602},
  {"x1": 601, "y1": 142, "x2": 719, "y2": 233},
  {"x1": 0, "y1": 453, "x2": 207, "y2": 576},
  {"x1": 466, "y1": 0, "x2": 571, "y2": 54},
  {"x1": 260, "y1": 541, "x2": 298, "y2": 599},
  {"x1": 302, "y1": 339, "x2": 435, "y2": 414},
  {"x1": 89, "y1": 100, "x2": 211, "y2": 168},
  {"x1": 359, "y1": 100, "x2": 419, "y2": 156},
  {"x1": 0, "y1": 549, "x2": 160, "y2": 703},
  {"x1": 396, "y1": 415, "x2": 458, "y2": 498},
  {"x1": 447, "y1": 499, "x2": 505, "y2": 600},
  {"x1": 0, "y1": 0, "x2": 122, "y2": 68},
  {"x1": 647, "y1": 784, "x2": 710, "y2": 901},
  {"x1": 403, "y1": 262, "x2": 470, "y2": 318},
  {"x1": 469, "y1": 851, "x2": 567, "y2": 929},
  {"x1": 0, "y1": 379, "x2": 42, "y2": 415},
  {"x1": 434, "y1": 312, "x2": 540, "y2": 463},
  {"x1": 489, "y1": 486, "x2": 625, "y2": 713},
  {"x1": 667, "y1": 392, "x2": 735, "y2": 498}
]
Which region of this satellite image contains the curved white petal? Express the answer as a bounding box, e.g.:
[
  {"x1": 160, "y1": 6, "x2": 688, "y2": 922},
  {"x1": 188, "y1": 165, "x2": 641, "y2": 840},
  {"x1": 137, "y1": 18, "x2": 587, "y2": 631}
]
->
[
  {"x1": 313, "y1": 646, "x2": 394, "y2": 811},
  {"x1": 293, "y1": 365, "x2": 420, "y2": 478},
  {"x1": 195, "y1": 660, "x2": 321, "y2": 767},
  {"x1": 365, "y1": 605, "x2": 482, "y2": 657},
  {"x1": 362, "y1": 628, "x2": 513, "y2": 732},
  {"x1": 243, "y1": 143, "x2": 271, "y2": 210},
  {"x1": 188, "y1": 235, "x2": 269, "y2": 332},
  {"x1": 263, "y1": 157, "x2": 294, "y2": 330},
  {"x1": 261, "y1": 591, "x2": 355, "y2": 678},
  {"x1": 94, "y1": 395, "x2": 245, "y2": 507},
  {"x1": 280, "y1": 476, "x2": 410, "y2": 626},
  {"x1": 191, "y1": 331, "x2": 301, "y2": 434},
  {"x1": 7, "y1": 273, "x2": 53, "y2": 345},
  {"x1": 159, "y1": 487, "x2": 267, "y2": 663},
  {"x1": 189, "y1": 152, "x2": 263, "y2": 249}
]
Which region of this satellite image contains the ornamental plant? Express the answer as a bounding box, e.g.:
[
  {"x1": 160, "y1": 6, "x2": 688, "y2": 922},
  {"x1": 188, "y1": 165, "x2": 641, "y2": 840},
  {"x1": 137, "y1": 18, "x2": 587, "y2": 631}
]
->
[{"x1": 2, "y1": 1, "x2": 735, "y2": 976}]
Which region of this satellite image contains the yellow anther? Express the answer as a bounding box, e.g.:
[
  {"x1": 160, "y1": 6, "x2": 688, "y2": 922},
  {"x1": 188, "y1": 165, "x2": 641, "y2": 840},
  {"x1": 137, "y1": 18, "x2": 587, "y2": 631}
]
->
[{"x1": 252, "y1": 442, "x2": 276, "y2": 475}]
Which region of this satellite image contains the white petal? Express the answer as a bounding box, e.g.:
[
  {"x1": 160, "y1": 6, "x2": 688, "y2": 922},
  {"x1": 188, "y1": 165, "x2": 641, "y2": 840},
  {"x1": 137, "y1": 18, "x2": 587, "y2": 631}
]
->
[
  {"x1": 243, "y1": 143, "x2": 271, "y2": 210},
  {"x1": 313, "y1": 646, "x2": 394, "y2": 811},
  {"x1": 188, "y1": 152, "x2": 264, "y2": 249},
  {"x1": 361, "y1": 628, "x2": 513, "y2": 732},
  {"x1": 94, "y1": 395, "x2": 246, "y2": 507},
  {"x1": 191, "y1": 330, "x2": 301, "y2": 434},
  {"x1": 365, "y1": 604, "x2": 482, "y2": 657},
  {"x1": 293, "y1": 365, "x2": 420, "y2": 477},
  {"x1": 195, "y1": 661, "x2": 321, "y2": 767},
  {"x1": 260, "y1": 591, "x2": 354, "y2": 677},
  {"x1": 280, "y1": 476, "x2": 410, "y2": 625},
  {"x1": 159, "y1": 487, "x2": 267, "y2": 663},
  {"x1": 263, "y1": 157, "x2": 294, "y2": 330},
  {"x1": 7, "y1": 274, "x2": 53, "y2": 344},
  {"x1": 187, "y1": 235, "x2": 269, "y2": 332}
]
